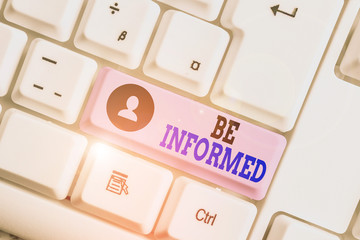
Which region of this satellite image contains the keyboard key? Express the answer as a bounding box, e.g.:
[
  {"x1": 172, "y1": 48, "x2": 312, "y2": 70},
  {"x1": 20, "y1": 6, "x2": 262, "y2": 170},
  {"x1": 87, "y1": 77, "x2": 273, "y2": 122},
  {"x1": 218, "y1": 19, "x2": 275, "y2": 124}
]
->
[
  {"x1": 157, "y1": 0, "x2": 224, "y2": 21},
  {"x1": 12, "y1": 39, "x2": 97, "y2": 124},
  {"x1": 0, "y1": 23, "x2": 27, "y2": 97},
  {"x1": 71, "y1": 143, "x2": 173, "y2": 234},
  {"x1": 144, "y1": 10, "x2": 229, "y2": 97},
  {"x1": 80, "y1": 67, "x2": 286, "y2": 200},
  {"x1": 75, "y1": 0, "x2": 160, "y2": 69},
  {"x1": 4, "y1": 0, "x2": 83, "y2": 41},
  {"x1": 247, "y1": 3, "x2": 360, "y2": 237},
  {"x1": 155, "y1": 177, "x2": 256, "y2": 240},
  {"x1": 0, "y1": 109, "x2": 87, "y2": 199},
  {"x1": 340, "y1": 15, "x2": 360, "y2": 80},
  {"x1": 211, "y1": 0, "x2": 343, "y2": 132},
  {"x1": 0, "y1": 180, "x2": 150, "y2": 240},
  {"x1": 267, "y1": 215, "x2": 340, "y2": 240}
]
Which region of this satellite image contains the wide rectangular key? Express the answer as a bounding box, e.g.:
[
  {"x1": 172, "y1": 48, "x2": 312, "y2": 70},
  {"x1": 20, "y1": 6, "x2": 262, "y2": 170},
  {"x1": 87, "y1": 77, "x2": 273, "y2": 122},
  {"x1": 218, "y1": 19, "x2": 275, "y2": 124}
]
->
[
  {"x1": 248, "y1": 1, "x2": 360, "y2": 238},
  {"x1": 80, "y1": 67, "x2": 286, "y2": 200},
  {"x1": 211, "y1": 0, "x2": 342, "y2": 132},
  {"x1": 0, "y1": 179, "x2": 150, "y2": 240}
]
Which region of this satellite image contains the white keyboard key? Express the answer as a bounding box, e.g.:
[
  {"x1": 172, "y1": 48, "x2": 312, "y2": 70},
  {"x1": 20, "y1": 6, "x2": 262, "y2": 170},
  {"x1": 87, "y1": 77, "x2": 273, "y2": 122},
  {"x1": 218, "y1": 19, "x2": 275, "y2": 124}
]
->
[
  {"x1": 155, "y1": 177, "x2": 256, "y2": 240},
  {"x1": 0, "y1": 109, "x2": 87, "y2": 200},
  {"x1": 144, "y1": 10, "x2": 229, "y2": 97},
  {"x1": 75, "y1": 0, "x2": 160, "y2": 69},
  {"x1": 0, "y1": 23, "x2": 27, "y2": 97},
  {"x1": 211, "y1": 0, "x2": 342, "y2": 132},
  {"x1": 4, "y1": 0, "x2": 83, "y2": 41},
  {"x1": 71, "y1": 143, "x2": 173, "y2": 234},
  {"x1": 352, "y1": 211, "x2": 360, "y2": 239},
  {"x1": 157, "y1": 0, "x2": 224, "y2": 21},
  {"x1": 267, "y1": 215, "x2": 340, "y2": 240},
  {"x1": 340, "y1": 15, "x2": 360, "y2": 80},
  {"x1": 12, "y1": 39, "x2": 97, "y2": 124},
  {"x1": 248, "y1": 2, "x2": 360, "y2": 239},
  {"x1": 0, "y1": 180, "x2": 150, "y2": 240}
]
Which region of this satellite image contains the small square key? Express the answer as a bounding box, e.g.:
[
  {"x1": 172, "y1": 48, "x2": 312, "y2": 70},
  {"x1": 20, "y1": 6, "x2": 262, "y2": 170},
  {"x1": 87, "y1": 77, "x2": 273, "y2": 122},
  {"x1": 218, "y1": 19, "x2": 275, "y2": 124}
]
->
[
  {"x1": 0, "y1": 109, "x2": 87, "y2": 199},
  {"x1": 155, "y1": 177, "x2": 257, "y2": 239},
  {"x1": 75, "y1": 0, "x2": 160, "y2": 69},
  {"x1": 71, "y1": 143, "x2": 173, "y2": 234},
  {"x1": 144, "y1": 10, "x2": 229, "y2": 97},
  {"x1": 12, "y1": 39, "x2": 97, "y2": 124},
  {"x1": 4, "y1": 0, "x2": 83, "y2": 41}
]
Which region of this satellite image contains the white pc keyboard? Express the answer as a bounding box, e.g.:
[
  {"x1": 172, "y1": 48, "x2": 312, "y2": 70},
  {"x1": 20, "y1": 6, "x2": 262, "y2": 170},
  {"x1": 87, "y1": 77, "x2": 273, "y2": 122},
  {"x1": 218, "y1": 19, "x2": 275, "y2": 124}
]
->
[{"x1": 1, "y1": 0, "x2": 360, "y2": 239}]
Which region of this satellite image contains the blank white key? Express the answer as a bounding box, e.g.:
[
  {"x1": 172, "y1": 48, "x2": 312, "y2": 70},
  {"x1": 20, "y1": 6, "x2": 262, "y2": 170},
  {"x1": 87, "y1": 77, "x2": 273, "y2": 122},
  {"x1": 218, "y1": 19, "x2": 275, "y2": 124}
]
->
[
  {"x1": 75, "y1": 0, "x2": 160, "y2": 69},
  {"x1": 4, "y1": 0, "x2": 83, "y2": 41},
  {"x1": 12, "y1": 39, "x2": 97, "y2": 124},
  {"x1": 71, "y1": 143, "x2": 173, "y2": 234},
  {"x1": 144, "y1": 10, "x2": 229, "y2": 97},
  {"x1": 0, "y1": 180, "x2": 150, "y2": 240},
  {"x1": 267, "y1": 215, "x2": 340, "y2": 240},
  {"x1": 248, "y1": 2, "x2": 360, "y2": 239},
  {"x1": 157, "y1": 0, "x2": 224, "y2": 21},
  {"x1": 0, "y1": 23, "x2": 27, "y2": 97},
  {"x1": 0, "y1": 109, "x2": 87, "y2": 200},
  {"x1": 155, "y1": 177, "x2": 256, "y2": 240},
  {"x1": 211, "y1": 0, "x2": 342, "y2": 132}
]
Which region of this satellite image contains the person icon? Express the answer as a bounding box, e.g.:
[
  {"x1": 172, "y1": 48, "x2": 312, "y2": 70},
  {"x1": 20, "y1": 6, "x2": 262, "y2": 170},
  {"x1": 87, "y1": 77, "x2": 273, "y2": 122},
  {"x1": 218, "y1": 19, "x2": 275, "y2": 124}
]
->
[
  {"x1": 107, "y1": 84, "x2": 154, "y2": 131},
  {"x1": 117, "y1": 96, "x2": 139, "y2": 122}
]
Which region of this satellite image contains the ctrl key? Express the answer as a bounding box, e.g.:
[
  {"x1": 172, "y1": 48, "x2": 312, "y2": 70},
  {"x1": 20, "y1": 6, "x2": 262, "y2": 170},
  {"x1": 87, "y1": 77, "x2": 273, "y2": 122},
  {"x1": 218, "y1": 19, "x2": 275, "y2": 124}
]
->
[{"x1": 155, "y1": 177, "x2": 257, "y2": 240}]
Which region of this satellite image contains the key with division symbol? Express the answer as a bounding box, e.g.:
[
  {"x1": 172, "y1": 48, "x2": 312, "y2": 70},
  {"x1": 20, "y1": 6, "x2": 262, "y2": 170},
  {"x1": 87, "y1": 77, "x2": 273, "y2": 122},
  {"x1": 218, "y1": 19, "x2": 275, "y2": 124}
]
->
[
  {"x1": 80, "y1": 67, "x2": 286, "y2": 200},
  {"x1": 211, "y1": 0, "x2": 342, "y2": 132},
  {"x1": 75, "y1": 0, "x2": 160, "y2": 69}
]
